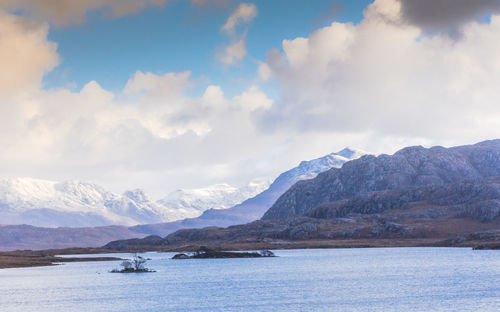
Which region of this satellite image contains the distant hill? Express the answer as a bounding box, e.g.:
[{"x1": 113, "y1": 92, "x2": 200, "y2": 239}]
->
[{"x1": 0, "y1": 224, "x2": 146, "y2": 251}]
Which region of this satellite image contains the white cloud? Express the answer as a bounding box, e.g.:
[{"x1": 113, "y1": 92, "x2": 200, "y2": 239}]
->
[
  {"x1": 0, "y1": 12, "x2": 59, "y2": 97},
  {"x1": 261, "y1": 0, "x2": 500, "y2": 149},
  {"x1": 234, "y1": 86, "x2": 273, "y2": 111},
  {"x1": 0, "y1": 39, "x2": 276, "y2": 196}
]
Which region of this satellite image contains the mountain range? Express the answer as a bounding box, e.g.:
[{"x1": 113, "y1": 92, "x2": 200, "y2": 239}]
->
[
  {"x1": 103, "y1": 140, "x2": 500, "y2": 251},
  {"x1": 0, "y1": 178, "x2": 270, "y2": 228},
  {"x1": 0, "y1": 147, "x2": 367, "y2": 250}
]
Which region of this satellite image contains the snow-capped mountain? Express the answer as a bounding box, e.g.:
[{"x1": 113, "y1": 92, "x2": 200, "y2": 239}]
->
[
  {"x1": 215, "y1": 147, "x2": 371, "y2": 220},
  {"x1": 0, "y1": 177, "x2": 271, "y2": 228},
  {"x1": 159, "y1": 179, "x2": 270, "y2": 214},
  {"x1": 270, "y1": 147, "x2": 369, "y2": 190},
  {"x1": 0, "y1": 178, "x2": 192, "y2": 227}
]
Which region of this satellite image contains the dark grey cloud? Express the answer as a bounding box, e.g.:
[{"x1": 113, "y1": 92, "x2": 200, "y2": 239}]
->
[{"x1": 400, "y1": 0, "x2": 500, "y2": 37}]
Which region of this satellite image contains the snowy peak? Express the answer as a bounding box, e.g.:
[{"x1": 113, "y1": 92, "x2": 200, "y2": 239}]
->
[
  {"x1": 284, "y1": 147, "x2": 371, "y2": 184},
  {"x1": 334, "y1": 147, "x2": 369, "y2": 159},
  {"x1": 0, "y1": 178, "x2": 189, "y2": 227},
  {"x1": 0, "y1": 178, "x2": 57, "y2": 203},
  {"x1": 159, "y1": 180, "x2": 271, "y2": 213}
]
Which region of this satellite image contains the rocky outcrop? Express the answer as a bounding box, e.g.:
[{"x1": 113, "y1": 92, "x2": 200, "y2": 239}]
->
[{"x1": 305, "y1": 180, "x2": 500, "y2": 222}]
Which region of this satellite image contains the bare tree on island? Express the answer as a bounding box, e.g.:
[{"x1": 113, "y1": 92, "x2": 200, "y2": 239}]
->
[{"x1": 111, "y1": 253, "x2": 154, "y2": 273}]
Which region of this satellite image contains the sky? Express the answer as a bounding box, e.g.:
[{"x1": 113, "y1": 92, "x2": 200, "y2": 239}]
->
[{"x1": 1, "y1": 0, "x2": 500, "y2": 198}]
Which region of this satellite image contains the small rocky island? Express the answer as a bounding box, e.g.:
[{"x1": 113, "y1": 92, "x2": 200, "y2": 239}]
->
[
  {"x1": 172, "y1": 247, "x2": 275, "y2": 259},
  {"x1": 111, "y1": 253, "x2": 155, "y2": 273}
]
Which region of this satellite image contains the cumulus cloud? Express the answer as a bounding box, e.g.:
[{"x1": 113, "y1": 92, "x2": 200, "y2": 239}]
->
[
  {"x1": 218, "y1": 2, "x2": 257, "y2": 65},
  {"x1": 0, "y1": 62, "x2": 276, "y2": 195},
  {"x1": 0, "y1": 5, "x2": 279, "y2": 196},
  {"x1": 0, "y1": 12, "x2": 59, "y2": 97},
  {"x1": 399, "y1": 0, "x2": 500, "y2": 36},
  {"x1": 260, "y1": 0, "x2": 500, "y2": 150},
  {"x1": 0, "y1": 0, "x2": 168, "y2": 26}
]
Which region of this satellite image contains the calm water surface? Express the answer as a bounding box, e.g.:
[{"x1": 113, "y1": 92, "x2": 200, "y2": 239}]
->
[{"x1": 0, "y1": 248, "x2": 498, "y2": 311}]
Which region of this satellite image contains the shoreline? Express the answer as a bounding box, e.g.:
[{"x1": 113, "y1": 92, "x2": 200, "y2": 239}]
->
[
  {"x1": 1, "y1": 238, "x2": 498, "y2": 269},
  {"x1": 0, "y1": 248, "x2": 122, "y2": 269}
]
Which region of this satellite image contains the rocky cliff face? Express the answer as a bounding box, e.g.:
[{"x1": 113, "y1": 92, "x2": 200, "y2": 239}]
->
[{"x1": 263, "y1": 140, "x2": 500, "y2": 220}]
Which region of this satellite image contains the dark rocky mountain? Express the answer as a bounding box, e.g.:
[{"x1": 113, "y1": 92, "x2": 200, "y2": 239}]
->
[
  {"x1": 103, "y1": 140, "x2": 500, "y2": 251},
  {"x1": 263, "y1": 140, "x2": 500, "y2": 220}
]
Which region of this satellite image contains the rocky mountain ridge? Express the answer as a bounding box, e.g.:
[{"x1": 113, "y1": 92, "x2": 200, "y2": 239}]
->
[
  {"x1": 102, "y1": 140, "x2": 500, "y2": 251},
  {"x1": 263, "y1": 140, "x2": 500, "y2": 220}
]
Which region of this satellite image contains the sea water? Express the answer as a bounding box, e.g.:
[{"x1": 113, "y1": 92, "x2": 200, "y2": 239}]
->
[{"x1": 0, "y1": 248, "x2": 498, "y2": 311}]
